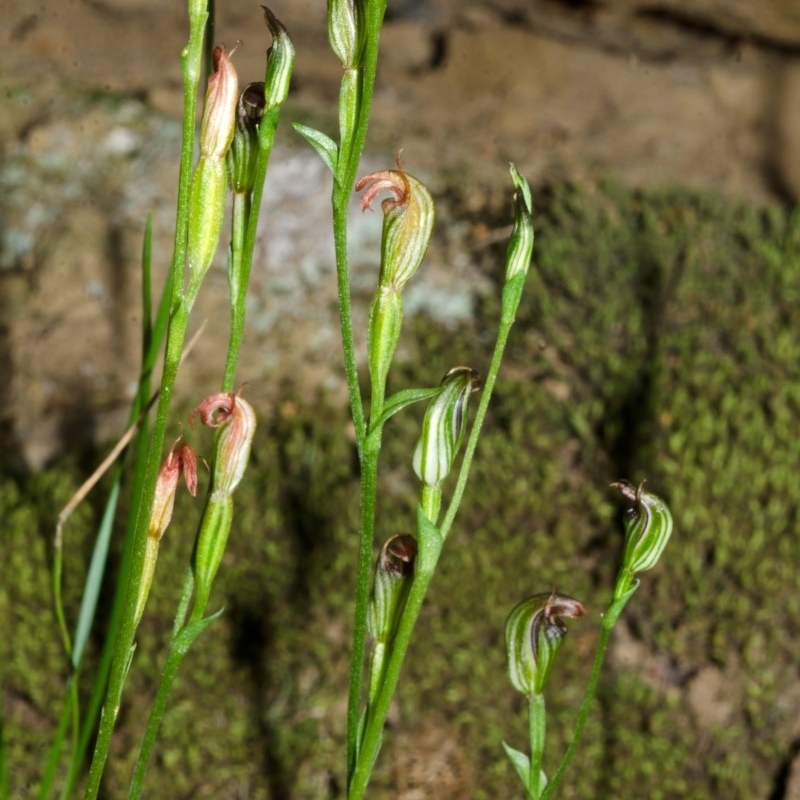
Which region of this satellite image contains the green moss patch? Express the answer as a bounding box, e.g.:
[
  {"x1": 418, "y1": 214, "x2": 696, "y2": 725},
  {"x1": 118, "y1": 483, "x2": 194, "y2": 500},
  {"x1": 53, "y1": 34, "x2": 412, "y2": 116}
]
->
[{"x1": 3, "y1": 181, "x2": 799, "y2": 798}]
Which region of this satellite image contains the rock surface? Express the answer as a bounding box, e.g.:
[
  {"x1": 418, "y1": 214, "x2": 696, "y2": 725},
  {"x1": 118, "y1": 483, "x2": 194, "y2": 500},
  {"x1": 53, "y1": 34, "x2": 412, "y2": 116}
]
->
[{"x1": 2, "y1": 0, "x2": 800, "y2": 467}]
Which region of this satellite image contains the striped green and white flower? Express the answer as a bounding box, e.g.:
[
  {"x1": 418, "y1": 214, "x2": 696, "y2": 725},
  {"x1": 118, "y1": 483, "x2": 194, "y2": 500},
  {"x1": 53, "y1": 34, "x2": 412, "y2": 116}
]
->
[
  {"x1": 263, "y1": 7, "x2": 295, "y2": 110},
  {"x1": 412, "y1": 366, "x2": 480, "y2": 488},
  {"x1": 505, "y1": 591, "x2": 585, "y2": 697},
  {"x1": 614, "y1": 481, "x2": 673, "y2": 577},
  {"x1": 327, "y1": 0, "x2": 360, "y2": 68}
]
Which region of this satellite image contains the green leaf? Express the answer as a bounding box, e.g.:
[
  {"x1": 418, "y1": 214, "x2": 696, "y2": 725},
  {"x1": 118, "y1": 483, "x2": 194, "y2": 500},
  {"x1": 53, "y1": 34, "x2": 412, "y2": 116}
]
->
[
  {"x1": 502, "y1": 741, "x2": 531, "y2": 789},
  {"x1": 415, "y1": 505, "x2": 444, "y2": 573},
  {"x1": 365, "y1": 386, "x2": 440, "y2": 453},
  {"x1": 293, "y1": 123, "x2": 339, "y2": 175},
  {"x1": 174, "y1": 607, "x2": 224, "y2": 655}
]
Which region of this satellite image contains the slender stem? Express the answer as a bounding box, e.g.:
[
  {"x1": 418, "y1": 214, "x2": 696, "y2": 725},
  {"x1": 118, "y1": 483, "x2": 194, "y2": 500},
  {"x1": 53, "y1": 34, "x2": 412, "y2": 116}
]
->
[
  {"x1": 332, "y1": 0, "x2": 389, "y2": 449},
  {"x1": 83, "y1": 1, "x2": 206, "y2": 791},
  {"x1": 440, "y1": 317, "x2": 514, "y2": 541},
  {"x1": 345, "y1": 446, "x2": 379, "y2": 777},
  {"x1": 38, "y1": 676, "x2": 75, "y2": 800},
  {"x1": 83, "y1": 306, "x2": 188, "y2": 799},
  {"x1": 337, "y1": 0, "x2": 389, "y2": 778},
  {"x1": 127, "y1": 571, "x2": 195, "y2": 799},
  {"x1": 62, "y1": 448, "x2": 145, "y2": 799},
  {"x1": 49, "y1": 542, "x2": 80, "y2": 789},
  {"x1": 528, "y1": 693, "x2": 546, "y2": 799},
  {"x1": 347, "y1": 537, "x2": 442, "y2": 800},
  {"x1": 222, "y1": 106, "x2": 280, "y2": 392},
  {"x1": 346, "y1": 193, "x2": 525, "y2": 790},
  {"x1": 332, "y1": 191, "x2": 367, "y2": 448},
  {"x1": 222, "y1": 191, "x2": 251, "y2": 392}
]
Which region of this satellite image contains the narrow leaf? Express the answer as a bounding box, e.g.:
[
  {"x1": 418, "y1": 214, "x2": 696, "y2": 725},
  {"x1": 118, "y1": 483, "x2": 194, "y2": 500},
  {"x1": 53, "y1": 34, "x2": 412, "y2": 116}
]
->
[
  {"x1": 502, "y1": 741, "x2": 531, "y2": 788},
  {"x1": 174, "y1": 607, "x2": 225, "y2": 655},
  {"x1": 365, "y1": 386, "x2": 440, "y2": 453},
  {"x1": 293, "y1": 123, "x2": 339, "y2": 175}
]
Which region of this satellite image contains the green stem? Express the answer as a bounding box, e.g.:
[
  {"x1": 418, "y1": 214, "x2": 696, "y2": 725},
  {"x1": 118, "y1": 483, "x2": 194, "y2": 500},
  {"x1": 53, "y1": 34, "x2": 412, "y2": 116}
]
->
[
  {"x1": 440, "y1": 316, "x2": 514, "y2": 541},
  {"x1": 345, "y1": 446, "x2": 379, "y2": 778},
  {"x1": 332, "y1": 0, "x2": 389, "y2": 449},
  {"x1": 539, "y1": 594, "x2": 631, "y2": 800},
  {"x1": 346, "y1": 197, "x2": 526, "y2": 791},
  {"x1": 347, "y1": 529, "x2": 443, "y2": 800},
  {"x1": 83, "y1": 1, "x2": 208, "y2": 790},
  {"x1": 45, "y1": 541, "x2": 80, "y2": 794},
  {"x1": 332, "y1": 189, "x2": 367, "y2": 448},
  {"x1": 61, "y1": 445, "x2": 147, "y2": 799},
  {"x1": 38, "y1": 676, "x2": 76, "y2": 800},
  {"x1": 222, "y1": 106, "x2": 281, "y2": 392},
  {"x1": 222, "y1": 191, "x2": 250, "y2": 392},
  {"x1": 127, "y1": 571, "x2": 195, "y2": 800},
  {"x1": 83, "y1": 304, "x2": 189, "y2": 800},
  {"x1": 337, "y1": 0, "x2": 389, "y2": 779},
  {"x1": 528, "y1": 693, "x2": 546, "y2": 799},
  {"x1": 420, "y1": 485, "x2": 442, "y2": 525}
]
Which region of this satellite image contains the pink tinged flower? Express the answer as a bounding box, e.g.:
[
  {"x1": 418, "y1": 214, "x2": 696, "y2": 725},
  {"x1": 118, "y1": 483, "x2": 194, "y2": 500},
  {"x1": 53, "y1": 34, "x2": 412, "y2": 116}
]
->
[
  {"x1": 199, "y1": 44, "x2": 240, "y2": 161},
  {"x1": 148, "y1": 441, "x2": 198, "y2": 541},
  {"x1": 134, "y1": 440, "x2": 197, "y2": 628},
  {"x1": 355, "y1": 166, "x2": 435, "y2": 291},
  {"x1": 191, "y1": 391, "x2": 257, "y2": 497}
]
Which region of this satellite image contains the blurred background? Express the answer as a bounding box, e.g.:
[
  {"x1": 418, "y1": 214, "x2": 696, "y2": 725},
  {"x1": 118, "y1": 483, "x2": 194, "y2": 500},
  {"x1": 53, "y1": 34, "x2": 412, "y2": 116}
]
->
[
  {"x1": 2, "y1": 1, "x2": 800, "y2": 798},
  {"x1": 3, "y1": 0, "x2": 800, "y2": 467}
]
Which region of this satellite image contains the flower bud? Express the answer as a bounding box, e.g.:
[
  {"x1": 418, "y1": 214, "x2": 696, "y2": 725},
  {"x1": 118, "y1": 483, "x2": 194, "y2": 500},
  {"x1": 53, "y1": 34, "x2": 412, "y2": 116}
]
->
[
  {"x1": 327, "y1": 0, "x2": 360, "y2": 68},
  {"x1": 504, "y1": 164, "x2": 534, "y2": 282},
  {"x1": 412, "y1": 367, "x2": 481, "y2": 488},
  {"x1": 199, "y1": 45, "x2": 239, "y2": 160},
  {"x1": 186, "y1": 156, "x2": 227, "y2": 296},
  {"x1": 505, "y1": 591, "x2": 585, "y2": 697},
  {"x1": 191, "y1": 391, "x2": 257, "y2": 614},
  {"x1": 227, "y1": 82, "x2": 265, "y2": 195},
  {"x1": 191, "y1": 391, "x2": 257, "y2": 498},
  {"x1": 366, "y1": 283, "x2": 403, "y2": 412},
  {"x1": 148, "y1": 441, "x2": 198, "y2": 541},
  {"x1": 263, "y1": 7, "x2": 295, "y2": 110},
  {"x1": 613, "y1": 480, "x2": 673, "y2": 577},
  {"x1": 356, "y1": 167, "x2": 435, "y2": 292},
  {"x1": 134, "y1": 441, "x2": 198, "y2": 627},
  {"x1": 186, "y1": 45, "x2": 239, "y2": 303},
  {"x1": 368, "y1": 534, "x2": 418, "y2": 644}
]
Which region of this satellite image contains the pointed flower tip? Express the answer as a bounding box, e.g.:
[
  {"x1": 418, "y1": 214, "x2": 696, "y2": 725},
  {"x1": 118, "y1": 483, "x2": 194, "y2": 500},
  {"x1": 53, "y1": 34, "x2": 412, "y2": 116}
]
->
[
  {"x1": 508, "y1": 162, "x2": 532, "y2": 212},
  {"x1": 199, "y1": 43, "x2": 240, "y2": 160},
  {"x1": 504, "y1": 165, "x2": 534, "y2": 282},
  {"x1": 262, "y1": 6, "x2": 294, "y2": 108},
  {"x1": 379, "y1": 533, "x2": 418, "y2": 578},
  {"x1": 614, "y1": 479, "x2": 673, "y2": 576},
  {"x1": 192, "y1": 389, "x2": 257, "y2": 497},
  {"x1": 150, "y1": 439, "x2": 198, "y2": 541},
  {"x1": 171, "y1": 440, "x2": 199, "y2": 497},
  {"x1": 368, "y1": 534, "x2": 418, "y2": 644},
  {"x1": 505, "y1": 590, "x2": 584, "y2": 697},
  {"x1": 412, "y1": 366, "x2": 481, "y2": 488},
  {"x1": 356, "y1": 165, "x2": 436, "y2": 290},
  {"x1": 227, "y1": 82, "x2": 266, "y2": 194}
]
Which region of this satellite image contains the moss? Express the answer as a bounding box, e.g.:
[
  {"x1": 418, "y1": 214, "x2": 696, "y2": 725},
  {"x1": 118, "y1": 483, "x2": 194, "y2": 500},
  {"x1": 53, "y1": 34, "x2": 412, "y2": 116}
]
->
[{"x1": 4, "y1": 182, "x2": 800, "y2": 798}]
